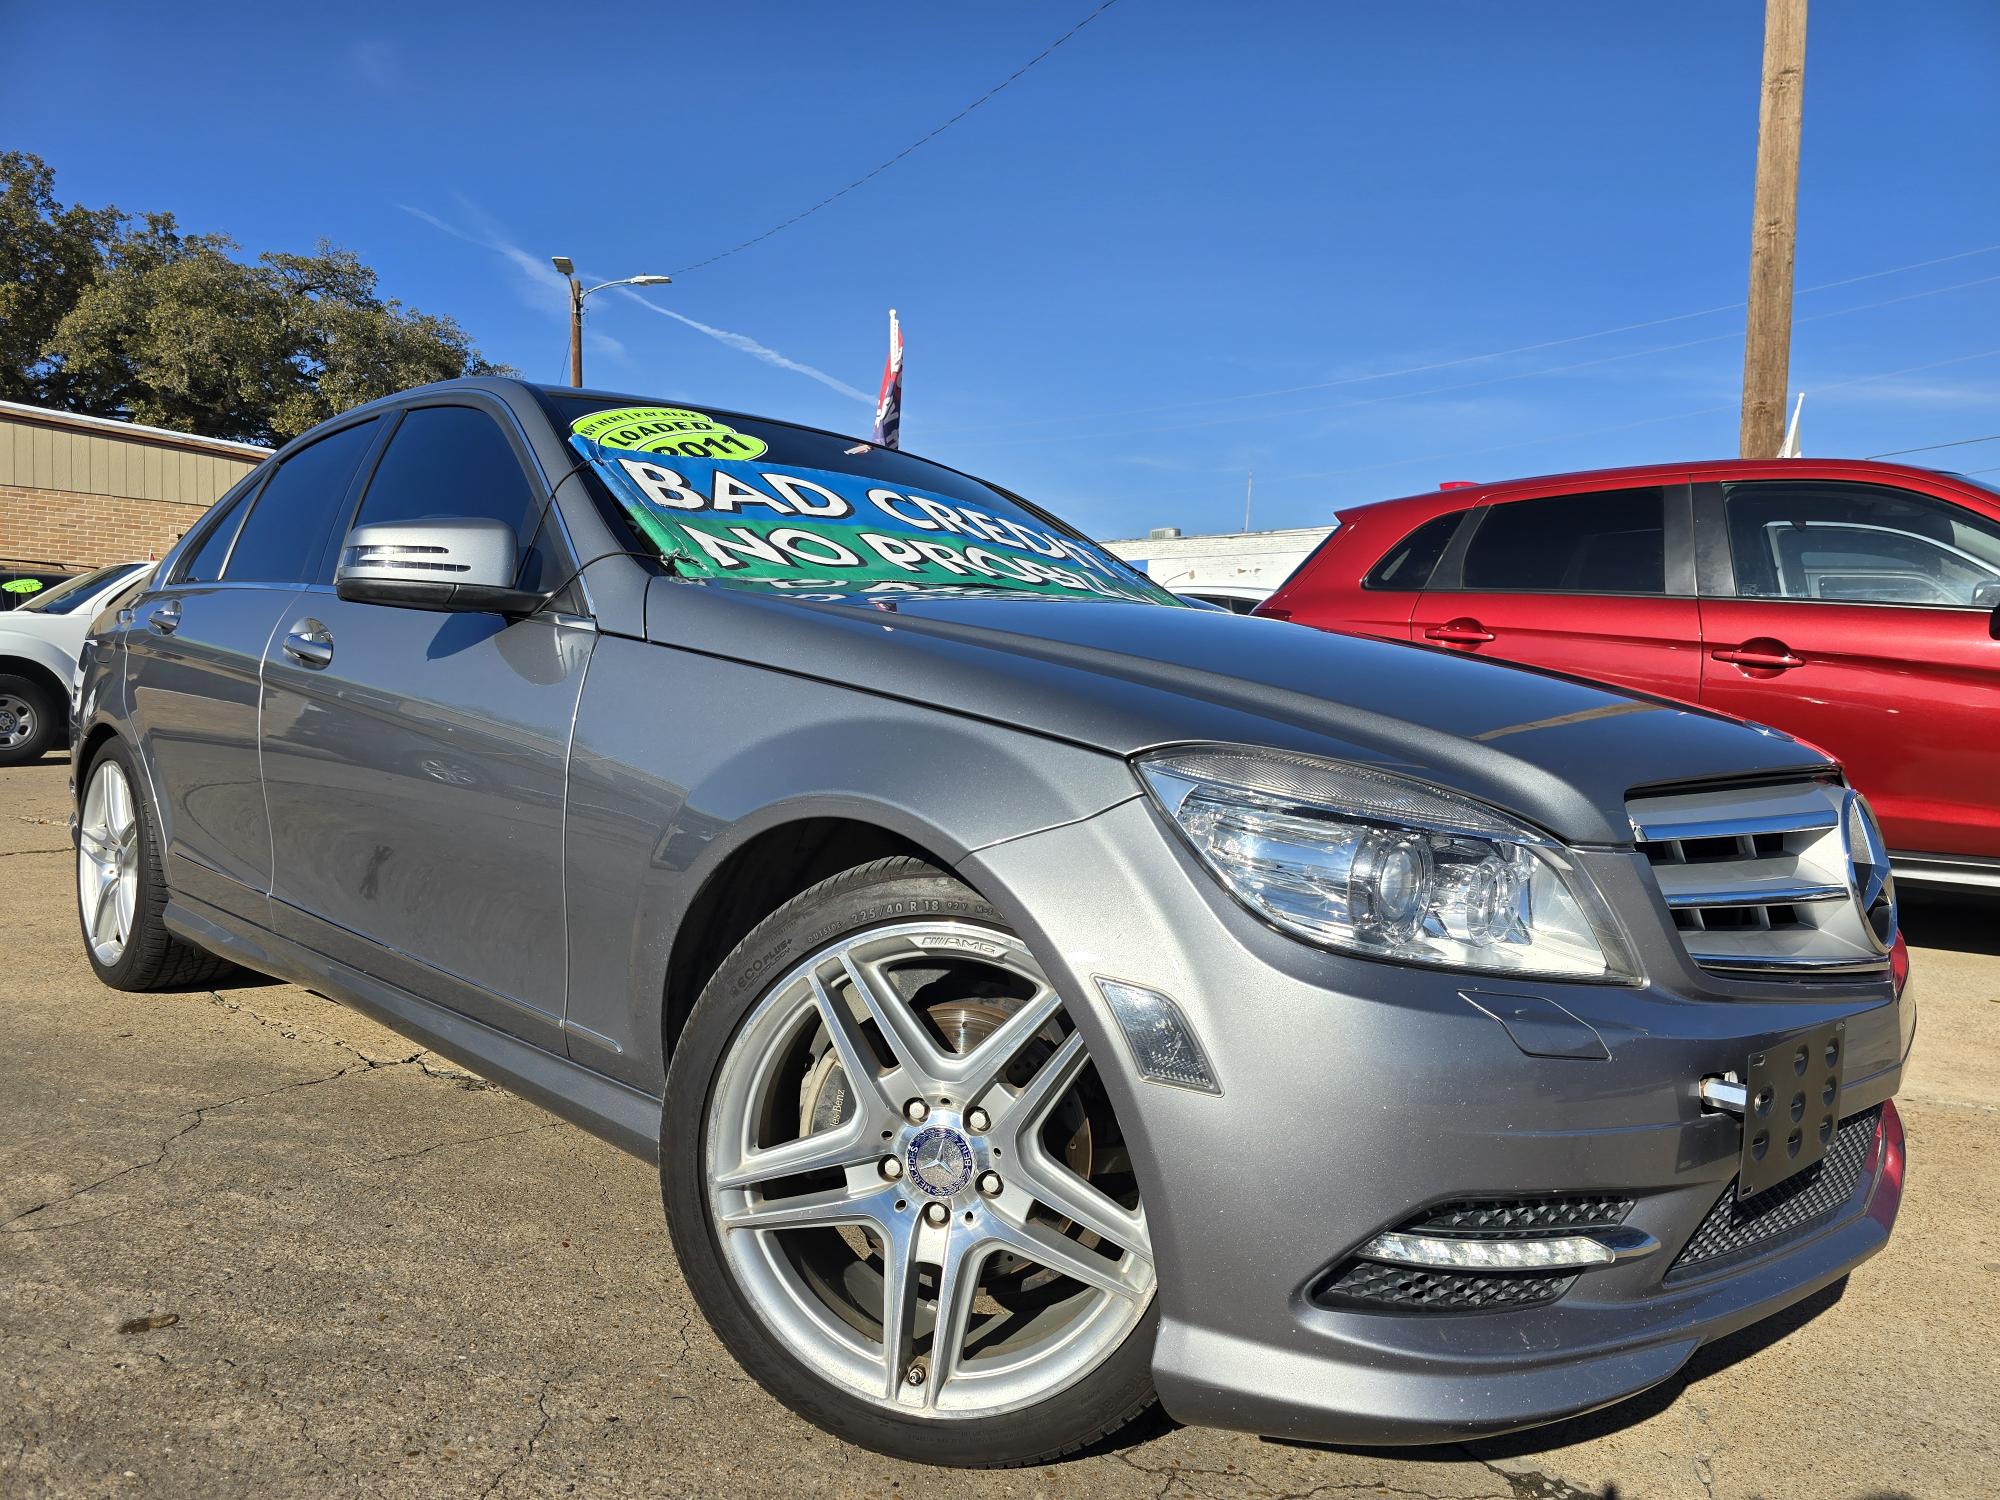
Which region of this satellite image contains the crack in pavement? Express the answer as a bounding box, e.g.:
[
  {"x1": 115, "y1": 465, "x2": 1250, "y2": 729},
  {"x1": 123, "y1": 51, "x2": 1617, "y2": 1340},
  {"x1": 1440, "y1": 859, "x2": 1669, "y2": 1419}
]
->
[
  {"x1": 476, "y1": 1373, "x2": 558, "y2": 1500},
  {"x1": 1, "y1": 1064, "x2": 360, "y2": 1233},
  {"x1": 203, "y1": 990, "x2": 497, "y2": 1089},
  {"x1": 1113, "y1": 1449, "x2": 1501, "y2": 1500},
  {"x1": 1460, "y1": 1451, "x2": 1607, "y2": 1500}
]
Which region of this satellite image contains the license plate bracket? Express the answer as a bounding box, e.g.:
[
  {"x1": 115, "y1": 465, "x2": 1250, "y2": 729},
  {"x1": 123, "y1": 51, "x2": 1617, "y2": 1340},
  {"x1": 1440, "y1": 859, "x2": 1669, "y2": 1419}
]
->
[{"x1": 1738, "y1": 1019, "x2": 1847, "y2": 1199}]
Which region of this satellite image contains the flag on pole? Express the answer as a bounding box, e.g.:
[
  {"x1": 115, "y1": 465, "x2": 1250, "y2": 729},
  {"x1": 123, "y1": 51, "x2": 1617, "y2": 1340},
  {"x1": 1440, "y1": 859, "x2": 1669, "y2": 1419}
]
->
[{"x1": 871, "y1": 308, "x2": 903, "y2": 450}]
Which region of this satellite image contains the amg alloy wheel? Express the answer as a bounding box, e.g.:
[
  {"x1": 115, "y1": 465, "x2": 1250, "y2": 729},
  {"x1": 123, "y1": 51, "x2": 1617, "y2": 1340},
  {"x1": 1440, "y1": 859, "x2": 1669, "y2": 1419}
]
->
[
  {"x1": 665, "y1": 859, "x2": 1158, "y2": 1466},
  {"x1": 74, "y1": 739, "x2": 238, "y2": 992},
  {"x1": 77, "y1": 755, "x2": 139, "y2": 966}
]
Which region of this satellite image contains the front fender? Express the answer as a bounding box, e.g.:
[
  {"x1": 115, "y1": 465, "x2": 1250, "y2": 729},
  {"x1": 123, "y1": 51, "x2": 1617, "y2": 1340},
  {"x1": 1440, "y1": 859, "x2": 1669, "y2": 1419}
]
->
[{"x1": 560, "y1": 634, "x2": 1136, "y2": 1091}]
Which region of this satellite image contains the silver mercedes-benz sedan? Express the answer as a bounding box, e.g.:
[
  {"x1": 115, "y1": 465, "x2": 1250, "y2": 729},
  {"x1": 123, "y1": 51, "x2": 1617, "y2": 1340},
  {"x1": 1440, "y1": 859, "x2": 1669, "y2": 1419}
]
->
[{"x1": 71, "y1": 379, "x2": 1910, "y2": 1466}]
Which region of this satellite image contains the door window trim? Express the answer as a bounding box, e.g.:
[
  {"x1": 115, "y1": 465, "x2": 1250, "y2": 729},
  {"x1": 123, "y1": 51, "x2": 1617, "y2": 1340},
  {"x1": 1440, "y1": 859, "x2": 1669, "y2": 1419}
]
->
[
  {"x1": 1696, "y1": 477, "x2": 2000, "y2": 613},
  {"x1": 1422, "y1": 482, "x2": 1696, "y2": 598}
]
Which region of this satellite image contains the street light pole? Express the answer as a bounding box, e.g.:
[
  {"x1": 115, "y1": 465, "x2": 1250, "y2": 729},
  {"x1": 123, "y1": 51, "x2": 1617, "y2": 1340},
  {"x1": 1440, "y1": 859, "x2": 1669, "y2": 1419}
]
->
[{"x1": 549, "y1": 257, "x2": 672, "y2": 388}]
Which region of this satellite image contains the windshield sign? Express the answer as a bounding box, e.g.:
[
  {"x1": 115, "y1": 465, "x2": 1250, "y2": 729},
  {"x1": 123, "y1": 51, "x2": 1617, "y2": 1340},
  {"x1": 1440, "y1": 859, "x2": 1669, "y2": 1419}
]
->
[{"x1": 569, "y1": 405, "x2": 1179, "y2": 606}]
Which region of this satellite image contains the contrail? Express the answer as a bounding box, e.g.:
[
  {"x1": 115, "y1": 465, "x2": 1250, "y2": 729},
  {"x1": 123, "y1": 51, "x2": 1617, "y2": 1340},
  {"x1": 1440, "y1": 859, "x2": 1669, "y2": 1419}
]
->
[
  {"x1": 613, "y1": 289, "x2": 871, "y2": 404},
  {"x1": 400, "y1": 203, "x2": 862, "y2": 401}
]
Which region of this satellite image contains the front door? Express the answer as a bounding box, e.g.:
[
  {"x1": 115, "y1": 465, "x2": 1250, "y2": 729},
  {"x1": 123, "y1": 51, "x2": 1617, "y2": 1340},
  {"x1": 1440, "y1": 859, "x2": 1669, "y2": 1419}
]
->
[
  {"x1": 1699, "y1": 477, "x2": 2000, "y2": 860},
  {"x1": 1411, "y1": 483, "x2": 1704, "y2": 702},
  {"x1": 259, "y1": 401, "x2": 592, "y2": 1046}
]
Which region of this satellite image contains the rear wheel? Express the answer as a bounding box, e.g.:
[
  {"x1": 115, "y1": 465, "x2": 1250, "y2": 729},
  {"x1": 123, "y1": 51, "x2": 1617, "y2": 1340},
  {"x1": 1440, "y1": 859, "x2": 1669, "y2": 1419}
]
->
[
  {"x1": 664, "y1": 857, "x2": 1157, "y2": 1467},
  {"x1": 0, "y1": 673, "x2": 59, "y2": 766},
  {"x1": 77, "y1": 740, "x2": 239, "y2": 991}
]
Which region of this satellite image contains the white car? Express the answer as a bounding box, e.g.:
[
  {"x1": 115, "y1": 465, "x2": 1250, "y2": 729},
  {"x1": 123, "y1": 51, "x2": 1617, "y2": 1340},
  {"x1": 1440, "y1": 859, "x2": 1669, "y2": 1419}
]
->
[{"x1": 0, "y1": 561, "x2": 152, "y2": 765}]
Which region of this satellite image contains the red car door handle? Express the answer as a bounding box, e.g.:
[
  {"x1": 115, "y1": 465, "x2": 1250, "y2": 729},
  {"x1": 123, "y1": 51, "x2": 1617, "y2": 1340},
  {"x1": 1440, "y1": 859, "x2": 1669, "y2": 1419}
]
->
[
  {"x1": 1424, "y1": 620, "x2": 1495, "y2": 644},
  {"x1": 1711, "y1": 645, "x2": 1804, "y2": 669}
]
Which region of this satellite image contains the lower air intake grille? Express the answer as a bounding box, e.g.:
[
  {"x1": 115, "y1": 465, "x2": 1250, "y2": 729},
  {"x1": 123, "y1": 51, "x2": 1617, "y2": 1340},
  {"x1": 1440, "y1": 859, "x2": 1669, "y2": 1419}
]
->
[
  {"x1": 1667, "y1": 1106, "x2": 1882, "y2": 1282},
  {"x1": 1316, "y1": 1260, "x2": 1575, "y2": 1312},
  {"x1": 1314, "y1": 1194, "x2": 1633, "y2": 1315},
  {"x1": 1410, "y1": 1195, "x2": 1634, "y2": 1235}
]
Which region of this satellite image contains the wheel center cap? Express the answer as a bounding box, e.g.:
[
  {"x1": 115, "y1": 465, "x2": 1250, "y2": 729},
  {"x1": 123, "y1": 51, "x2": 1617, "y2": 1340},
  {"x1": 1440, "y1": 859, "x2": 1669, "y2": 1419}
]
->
[
  {"x1": 0, "y1": 711, "x2": 15, "y2": 733},
  {"x1": 905, "y1": 1126, "x2": 975, "y2": 1198}
]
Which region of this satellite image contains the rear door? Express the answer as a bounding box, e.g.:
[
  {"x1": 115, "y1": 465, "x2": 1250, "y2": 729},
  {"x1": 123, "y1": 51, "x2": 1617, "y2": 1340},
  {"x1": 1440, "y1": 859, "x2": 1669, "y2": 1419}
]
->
[
  {"x1": 1410, "y1": 482, "x2": 1704, "y2": 700},
  {"x1": 259, "y1": 398, "x2": 593, "y2": 1048},
  {"x1": 1698, "y1": 477, "x2": 2000, "y2": 859},
  {"x1": 124, "y1": 418, "x2": 382, "y2": 924}
]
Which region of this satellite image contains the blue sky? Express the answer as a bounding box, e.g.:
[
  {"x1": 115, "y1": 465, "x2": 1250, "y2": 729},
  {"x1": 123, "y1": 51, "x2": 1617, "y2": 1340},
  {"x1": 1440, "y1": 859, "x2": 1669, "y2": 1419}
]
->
[{"x1": 5, "y1": 1, "x2": 1998, "y2": 538}]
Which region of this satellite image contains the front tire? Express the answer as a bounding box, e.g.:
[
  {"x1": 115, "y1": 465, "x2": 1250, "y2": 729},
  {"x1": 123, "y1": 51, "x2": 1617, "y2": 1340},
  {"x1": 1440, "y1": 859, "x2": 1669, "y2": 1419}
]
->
[
  {"x1": 663, "y1": 857, "x2": 1158, "y2": 1467},
  {"x1": 77, "y1": 740, "x2": 239, "y2": 991}
]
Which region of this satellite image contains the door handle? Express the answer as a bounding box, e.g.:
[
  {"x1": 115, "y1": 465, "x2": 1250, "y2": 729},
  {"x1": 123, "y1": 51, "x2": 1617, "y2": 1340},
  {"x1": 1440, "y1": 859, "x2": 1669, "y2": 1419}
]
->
[
  {"x1": 149, "y1": 600, "x2": 181, "y2": 635},
  {"x1": 1424, "y1": 619, "x2": 1495, "y2": 644},
  {"x1": 282, "y1": 621, "x2": 334, "y2": 669},
  {"x1": 1711, "y1": 645, "x2": 1804, "y2": 670}
]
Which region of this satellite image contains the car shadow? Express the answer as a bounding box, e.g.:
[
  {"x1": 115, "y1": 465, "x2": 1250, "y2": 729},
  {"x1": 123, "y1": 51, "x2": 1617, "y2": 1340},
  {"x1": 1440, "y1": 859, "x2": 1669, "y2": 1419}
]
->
[{"x1": 1896, "y1": 888, "x2": 2000, "y2": 956}]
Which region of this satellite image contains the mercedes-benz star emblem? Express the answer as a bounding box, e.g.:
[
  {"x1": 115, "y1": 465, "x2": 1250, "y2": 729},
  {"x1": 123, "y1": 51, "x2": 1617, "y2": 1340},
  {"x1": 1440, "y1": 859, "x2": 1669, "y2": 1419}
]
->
[
  {"x1": 1842, "y1": 791, "x2": 1896, "y2": 951},
  {"x1": 905, "y1": 1126, "x2": 974, "y2": 1198}
]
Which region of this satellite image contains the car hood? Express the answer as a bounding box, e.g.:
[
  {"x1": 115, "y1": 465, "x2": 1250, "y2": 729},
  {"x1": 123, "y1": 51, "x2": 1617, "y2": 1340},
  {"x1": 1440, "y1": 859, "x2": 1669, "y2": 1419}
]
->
[{"x1": 643, "y1": 581, "x2": 1827, "y2": 845}]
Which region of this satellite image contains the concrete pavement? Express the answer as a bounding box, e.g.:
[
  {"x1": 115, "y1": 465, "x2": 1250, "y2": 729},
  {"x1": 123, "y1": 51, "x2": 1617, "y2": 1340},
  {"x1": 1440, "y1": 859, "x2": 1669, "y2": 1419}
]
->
[{"x1": 2, "y1": 754, "x2": 1994, "y2": 1499}]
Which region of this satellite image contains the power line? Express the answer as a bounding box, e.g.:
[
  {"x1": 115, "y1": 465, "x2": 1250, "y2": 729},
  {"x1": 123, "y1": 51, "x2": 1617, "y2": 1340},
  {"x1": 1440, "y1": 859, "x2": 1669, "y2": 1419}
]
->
[
  {"x1": 669, "y1": 0, "x2": 1124, "y2": 277},
  {"x1": 1866, "y1": 433, "x2": 2000, "y2": 459},
  {"x1": 931, "y1": 239, "x2": 2000, "y2": 439}
]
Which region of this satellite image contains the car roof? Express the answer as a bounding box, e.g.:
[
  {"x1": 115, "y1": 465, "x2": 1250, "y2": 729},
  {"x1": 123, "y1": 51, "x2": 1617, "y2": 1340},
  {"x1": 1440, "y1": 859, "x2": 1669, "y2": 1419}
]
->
[{"x1": 1341, "y1": 456, "x2": 1993, "y2": 524}]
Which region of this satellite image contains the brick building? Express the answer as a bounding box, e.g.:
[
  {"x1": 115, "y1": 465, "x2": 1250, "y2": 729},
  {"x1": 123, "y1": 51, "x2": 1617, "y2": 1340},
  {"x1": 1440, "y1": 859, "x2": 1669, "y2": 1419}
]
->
[{"x1": 0, "y1": 399, "x2": 269, "y2": 576}]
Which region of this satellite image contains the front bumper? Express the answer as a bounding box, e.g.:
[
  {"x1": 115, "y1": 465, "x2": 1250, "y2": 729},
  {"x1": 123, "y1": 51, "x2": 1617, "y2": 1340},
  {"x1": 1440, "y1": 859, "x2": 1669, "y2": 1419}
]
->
[{"x1": 959, "y1": 795, "x2": 1911, "y2": 1446}]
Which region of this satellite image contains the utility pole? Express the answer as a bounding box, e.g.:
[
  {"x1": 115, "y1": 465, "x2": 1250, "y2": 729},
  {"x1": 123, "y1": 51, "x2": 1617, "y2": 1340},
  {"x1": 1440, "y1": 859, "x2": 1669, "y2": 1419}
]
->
[
  {"x1": 1739, "y1": 0, "x2": 1807, "y2": 459},
  {"x1": 1243, "y1": 470, "x2": 1254, "y2": 533}
]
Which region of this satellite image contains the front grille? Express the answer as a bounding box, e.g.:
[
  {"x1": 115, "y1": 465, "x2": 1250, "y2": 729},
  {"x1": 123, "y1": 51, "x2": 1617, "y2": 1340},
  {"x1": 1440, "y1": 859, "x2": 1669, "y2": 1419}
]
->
[
  {"x1": 1666, "y1": 1106, "x2": 1882, "y2": 1282},
  {"x1": 1628, "y1": 779, "x2": 1893, "y2": 979},
  {"x1": 1313, "y1": 1194, "x2": 1633, "y2": 1315}
]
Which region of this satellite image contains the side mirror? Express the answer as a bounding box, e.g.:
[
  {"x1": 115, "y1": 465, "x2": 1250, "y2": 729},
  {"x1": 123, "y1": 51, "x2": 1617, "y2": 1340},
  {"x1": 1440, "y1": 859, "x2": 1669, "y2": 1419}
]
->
[
  {"x1": 334, "y1": 517, "x2": 548, "y2": 616},
  {"x1": 1972, "y1": 580, "x2": 2000, "y2": 610}
]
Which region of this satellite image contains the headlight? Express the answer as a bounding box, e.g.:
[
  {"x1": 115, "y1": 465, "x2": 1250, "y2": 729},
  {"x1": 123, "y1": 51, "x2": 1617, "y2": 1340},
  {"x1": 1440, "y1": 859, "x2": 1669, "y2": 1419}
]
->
[{"x1": 1137, "y1": 747, "x2": 1636, "y2": 981}]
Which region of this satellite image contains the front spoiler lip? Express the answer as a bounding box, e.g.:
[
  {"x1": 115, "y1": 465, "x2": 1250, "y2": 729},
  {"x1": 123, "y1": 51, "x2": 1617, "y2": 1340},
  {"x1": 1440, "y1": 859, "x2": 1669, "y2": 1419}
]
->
[{"x1": 1151, "y1": 1129, "x2": 1900, "y2": 1447}]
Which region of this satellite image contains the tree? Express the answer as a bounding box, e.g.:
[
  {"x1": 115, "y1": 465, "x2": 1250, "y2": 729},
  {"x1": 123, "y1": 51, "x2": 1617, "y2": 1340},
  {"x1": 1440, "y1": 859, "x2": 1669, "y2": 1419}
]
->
[
  {"x1": 2, "y1": 152, "x2": 509, "y2": 443},
  {"x1": 0, "y1": 151, "x2": 121, "y2": 408}
]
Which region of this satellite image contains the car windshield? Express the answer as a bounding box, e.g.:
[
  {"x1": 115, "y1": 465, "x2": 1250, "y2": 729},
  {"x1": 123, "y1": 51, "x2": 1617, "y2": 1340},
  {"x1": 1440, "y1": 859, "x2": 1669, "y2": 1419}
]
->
[
  {"x1": 539, "y1": 392, "x2": 1182, "y2": 607},
  {"x1": 16, "y1": 561, "x2": 145, "y2": 614}
]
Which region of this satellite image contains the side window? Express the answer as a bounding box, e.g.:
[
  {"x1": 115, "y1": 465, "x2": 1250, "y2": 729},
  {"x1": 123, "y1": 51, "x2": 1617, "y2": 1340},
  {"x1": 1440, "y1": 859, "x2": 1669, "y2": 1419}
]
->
[
  {"x1": 350, "y1": 405, "x2": 552, "y2": 589},
  {"x1": 223, "y1": 420, "x2": 380, "y2": 584},
  {"x1": 178, "y1": 482, "x2": 256, "y2": 584},
  {"x1": 1461, "y1": 487, "x2": 1666, "y2": 595},
  {"x1": 1365, "y1": 511, "x2": 1466, "y2": 590},
  {"x1": 1723, "y1": 481, "x2": 2000, "y2": 607}
]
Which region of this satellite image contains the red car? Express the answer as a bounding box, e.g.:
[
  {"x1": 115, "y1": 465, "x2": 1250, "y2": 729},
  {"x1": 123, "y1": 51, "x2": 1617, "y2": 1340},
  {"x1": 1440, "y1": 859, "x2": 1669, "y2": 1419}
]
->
[{"x1": 1258, "y1": 458, "x2": 2000, "y2": 889}]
